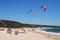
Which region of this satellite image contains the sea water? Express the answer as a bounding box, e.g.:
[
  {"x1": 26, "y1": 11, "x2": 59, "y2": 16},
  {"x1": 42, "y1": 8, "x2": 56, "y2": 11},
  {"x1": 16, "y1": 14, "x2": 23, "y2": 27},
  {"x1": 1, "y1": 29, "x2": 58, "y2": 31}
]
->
[
  {"x1": 35, "y1": 29, "x2": 60, "y2": 36},
  {"x1": 44, "y1": 29, "x2": 60, "y2": 33}
]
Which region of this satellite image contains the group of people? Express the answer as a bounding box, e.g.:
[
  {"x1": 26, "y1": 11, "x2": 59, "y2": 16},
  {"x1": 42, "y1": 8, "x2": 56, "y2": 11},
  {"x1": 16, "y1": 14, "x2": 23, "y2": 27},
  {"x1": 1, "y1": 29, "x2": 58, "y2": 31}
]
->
[{"x1": 7, "y1": 28, "x2": 26, "y2": 35}]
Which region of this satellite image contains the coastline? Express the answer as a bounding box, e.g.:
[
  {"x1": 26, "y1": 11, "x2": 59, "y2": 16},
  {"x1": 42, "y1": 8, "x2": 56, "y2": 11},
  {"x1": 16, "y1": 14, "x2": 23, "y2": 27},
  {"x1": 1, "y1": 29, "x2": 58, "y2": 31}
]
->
[
  {"x1": 34, "y1": 29, "x2": 60, "y2": 40},
  {"x1": 0, "y1": 28, "x2": 60, "y2": 40}
]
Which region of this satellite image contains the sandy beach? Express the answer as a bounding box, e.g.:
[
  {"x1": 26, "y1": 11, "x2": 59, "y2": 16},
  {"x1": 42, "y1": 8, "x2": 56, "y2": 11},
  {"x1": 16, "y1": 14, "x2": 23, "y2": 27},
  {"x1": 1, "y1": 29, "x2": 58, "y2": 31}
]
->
[{"x1": 0, "y1": 28, "x2": 60, "y2": 40}]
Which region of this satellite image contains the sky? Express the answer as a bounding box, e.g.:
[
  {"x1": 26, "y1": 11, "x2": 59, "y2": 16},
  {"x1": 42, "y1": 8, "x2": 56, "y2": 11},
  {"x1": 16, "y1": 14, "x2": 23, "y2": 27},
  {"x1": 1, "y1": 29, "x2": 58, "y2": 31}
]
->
[{"x1": 0, "y1": 0, "x2": 60, "y2": 26}]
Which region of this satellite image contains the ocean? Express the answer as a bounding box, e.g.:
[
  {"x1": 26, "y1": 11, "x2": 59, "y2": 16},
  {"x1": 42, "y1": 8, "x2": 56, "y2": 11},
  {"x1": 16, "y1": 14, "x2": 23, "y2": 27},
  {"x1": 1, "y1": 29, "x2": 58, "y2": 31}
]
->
[
  {"x1": 35, "y1": 28, "x2": 60, "y2": 36},
  {"x1": 43, "y1": 29, "x2": 60, "y2": 33}
]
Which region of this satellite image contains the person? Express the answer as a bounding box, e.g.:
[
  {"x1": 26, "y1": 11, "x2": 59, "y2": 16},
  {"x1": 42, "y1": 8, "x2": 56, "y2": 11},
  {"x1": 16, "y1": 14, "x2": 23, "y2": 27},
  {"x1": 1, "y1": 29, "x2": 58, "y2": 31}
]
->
[
  {"x1": 14, "y1": 30, "x2": 19, "y2": 35},
  {"x1": 7, "y1": 28, "x2": 12, "y2": 34},
  {"x1": 23, "y1": 29, "x2": 25, "y2": 32},
  {"x1": 32, "y1": 28, "x2": 35, "y2": 31}
]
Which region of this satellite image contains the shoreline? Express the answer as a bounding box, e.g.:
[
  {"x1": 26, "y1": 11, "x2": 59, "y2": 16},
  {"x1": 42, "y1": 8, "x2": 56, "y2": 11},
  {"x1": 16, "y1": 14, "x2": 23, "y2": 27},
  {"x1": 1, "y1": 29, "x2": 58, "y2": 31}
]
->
[
  {"x1": 35, "y1": 29, "x2": 60, "y2": 36},
  {"x1": 34, "y1": 29, "x2": 60, "y2": 40},
  {"x1": 0, "y1": 28, "x2": 60, "y2": 40}
]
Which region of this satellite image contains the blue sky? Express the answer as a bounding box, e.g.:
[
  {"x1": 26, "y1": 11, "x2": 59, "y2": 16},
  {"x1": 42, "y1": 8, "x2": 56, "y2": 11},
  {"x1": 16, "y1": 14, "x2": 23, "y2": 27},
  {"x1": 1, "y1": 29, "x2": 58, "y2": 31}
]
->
[{"x1": 0, "y1": 0, "x2": 60, "y2": 26}]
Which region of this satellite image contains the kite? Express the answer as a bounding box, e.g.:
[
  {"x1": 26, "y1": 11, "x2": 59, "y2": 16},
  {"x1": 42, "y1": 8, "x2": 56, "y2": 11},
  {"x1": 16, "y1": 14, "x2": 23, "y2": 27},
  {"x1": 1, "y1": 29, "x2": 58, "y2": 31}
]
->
[
  {"x1": 33, "y1": 14, "x2": 36, "y2": 16},
  {"x1": 28, "y1": 8, "x2": 33, "y2": 14},
  {"x1": 41, "y1": 5, "x2": 46, "y2": 11},
  {"x1": 44, "y1": 5, "x2": 46, "y2": 11}
]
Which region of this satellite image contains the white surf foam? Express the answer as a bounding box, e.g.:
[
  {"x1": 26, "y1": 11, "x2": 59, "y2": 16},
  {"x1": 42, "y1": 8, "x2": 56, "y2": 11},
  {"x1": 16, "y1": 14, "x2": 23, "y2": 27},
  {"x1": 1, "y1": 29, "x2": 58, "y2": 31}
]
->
[{"x1": 35, "y1": 29, "x2": 60, "y2": 36}]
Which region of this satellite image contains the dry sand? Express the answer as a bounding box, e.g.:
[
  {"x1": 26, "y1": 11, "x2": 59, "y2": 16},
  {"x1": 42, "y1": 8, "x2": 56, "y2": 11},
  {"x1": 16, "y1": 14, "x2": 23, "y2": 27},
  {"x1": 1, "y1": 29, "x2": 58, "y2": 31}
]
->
[{"x1": 0, "y1": 28, "x2": 60, "y2": 40}]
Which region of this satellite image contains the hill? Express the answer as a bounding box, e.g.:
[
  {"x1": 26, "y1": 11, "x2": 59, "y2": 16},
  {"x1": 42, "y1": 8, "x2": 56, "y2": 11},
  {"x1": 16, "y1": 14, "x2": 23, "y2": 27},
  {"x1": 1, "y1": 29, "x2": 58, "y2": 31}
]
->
[{"x1": 0, "y1": 20, "x2": 60, "y2": 28}]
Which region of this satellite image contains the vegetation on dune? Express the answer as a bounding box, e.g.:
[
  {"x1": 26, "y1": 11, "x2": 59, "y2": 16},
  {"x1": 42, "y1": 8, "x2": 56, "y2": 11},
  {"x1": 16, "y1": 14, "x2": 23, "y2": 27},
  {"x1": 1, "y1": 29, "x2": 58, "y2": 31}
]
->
[{"x1": 0, "y1": 20, "x2": 60, "y2": 29}]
